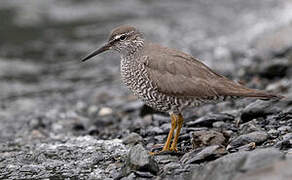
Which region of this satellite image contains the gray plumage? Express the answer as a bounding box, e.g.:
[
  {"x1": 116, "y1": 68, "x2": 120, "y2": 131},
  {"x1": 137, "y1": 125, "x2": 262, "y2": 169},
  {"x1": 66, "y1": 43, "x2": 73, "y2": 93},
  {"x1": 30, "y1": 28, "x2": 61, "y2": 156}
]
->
[{"x1": 83, "y1": 25, "x2": 282, "y2": 114}]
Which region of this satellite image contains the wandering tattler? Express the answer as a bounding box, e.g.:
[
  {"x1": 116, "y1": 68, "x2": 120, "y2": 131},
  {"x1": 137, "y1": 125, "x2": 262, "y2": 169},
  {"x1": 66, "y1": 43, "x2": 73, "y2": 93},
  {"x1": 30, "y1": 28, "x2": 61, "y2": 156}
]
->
[{"x1": 82, "y1": 25, "x2": 283, "y2": 154}]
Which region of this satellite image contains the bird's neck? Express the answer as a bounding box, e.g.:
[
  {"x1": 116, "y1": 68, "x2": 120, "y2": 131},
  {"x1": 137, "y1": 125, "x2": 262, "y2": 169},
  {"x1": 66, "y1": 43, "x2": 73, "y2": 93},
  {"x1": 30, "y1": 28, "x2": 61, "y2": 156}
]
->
[{"x1": 120, "y1": 37, "x2": 145, "y2": 57}]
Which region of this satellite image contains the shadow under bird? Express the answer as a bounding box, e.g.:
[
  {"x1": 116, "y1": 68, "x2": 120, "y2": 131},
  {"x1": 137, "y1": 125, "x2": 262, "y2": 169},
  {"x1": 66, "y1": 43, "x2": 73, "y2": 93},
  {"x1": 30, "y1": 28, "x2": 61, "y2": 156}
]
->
[{"x1": 82, "y1": 25, "x2": 283, "y2": 154}]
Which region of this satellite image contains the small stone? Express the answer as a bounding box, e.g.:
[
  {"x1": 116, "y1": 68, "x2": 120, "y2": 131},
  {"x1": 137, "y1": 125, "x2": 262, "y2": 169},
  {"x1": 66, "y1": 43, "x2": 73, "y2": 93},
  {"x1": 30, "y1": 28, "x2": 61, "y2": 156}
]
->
[
  {"x1": 88, "y1": 105, "x2": 99, "y2": 115},
  {"x1": 240, "y1": 100, "x2": 280, "y2": 122},
  {"x1": 146, "y1": 126, "x2": 164, "y2": 136},
  {"x1": 283, "y1": 133, "x2": 292, "y2": 141},
  {"x1": 76, "y1": 101, "x2": 87, "y2": 112},
  {"x1": 192, "y1": 130, "x2": 226, "y2": 149},
  {"x1": 212, "y1": 121, "x2": 226, "y2": 128},
  {"x1": 160, "y1": 123, "x2": 171, "y2": 132},
  {"x1": 98, "y1": 107, "x2": 113, "y2": 116},
  {"x1": 163, "y1": 162, "x2": 181, "y2": 172},
  {"x1": 277, "y1": 126, "x2": 291, "y2": 134},
  {"x1": 122, "y1": 133, "x2": 143, "y2": 145},
  {"x1": 267, "y1": 129, "x2": 279, "y2": 138},
  {"x1": 187, "y1": 113, "x2": 234, "y2": 127},
  {"x1": 132, "y1": 116, "x2": 152, "y2": 129},
  {"x1": 152, "y1": 114, "x2": 170, "y2": 124},
  {"x1": 258, "y1": 58, "x2": 289, "y2": 79},
  {"x1": 124, "y1": 144, "x2": 159, "y2": 175},
  {"x1": 236, "y1": 142, "x2": 256, "y2": 151},
  {"x1": 181, "y1": 145, "x2": 226, "y2": 164},
  {"x1": 275, "y1": 133, "x2": 292, "y2": 150},
  {"x1": 121, "y1": 100, "x2": 144, "y2": 113},
  {"x1": 229, "y1": 131, "x2": 268, "y2": 149},
  {"x1": 154, "y1": 154, "x2": 179, "y2": 164},
  {"x1": 275, "y1": 139, "x2": 292, "y2": 150}
]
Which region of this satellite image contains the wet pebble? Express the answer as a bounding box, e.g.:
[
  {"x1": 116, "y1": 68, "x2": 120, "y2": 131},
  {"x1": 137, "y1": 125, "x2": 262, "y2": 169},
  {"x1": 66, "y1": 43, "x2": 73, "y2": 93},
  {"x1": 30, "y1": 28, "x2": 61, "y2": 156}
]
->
[
  {"x1": 240, "y1": 100, "x2": 280, "y2": 122},
  {"x1": 163, "y1": 162, "x2": 182, "y2": 175},
  {"x1": 154, "y1": 154, "x2": 179, "y2": 164},
  {"x1": 146, "y1": 126, "x2": 164, "y2": 136},
  {"x1": 275, "y1": 133, "x2": 292, "y2": 150},
  {"x1": 122, "y1": 132, "x2": 143, "y2": 145},
  {"x1": 132, "y1": 115, "x2": 152, "y2": 130},
  {"x1": 121, "y1": 100, "x2": 144, "y2": 113},
  {"x1": 258, "y1": 58, "x2": 289, "y2": 79},
  {"x1": 228, "y1": 131, "x2": 268, "y2": 149},
  {"x1": 277, "y1": 126, "x2": 291, "y2": 134},
  {"x1": 181, "y1": 145, "x2": 226, "y2": 164},
  {"x1": 186, "y1": 113, "x2": 234, "y2": 127},
  {"x1": 267, "y1": 129, "x2": 279, "y2": 138}
]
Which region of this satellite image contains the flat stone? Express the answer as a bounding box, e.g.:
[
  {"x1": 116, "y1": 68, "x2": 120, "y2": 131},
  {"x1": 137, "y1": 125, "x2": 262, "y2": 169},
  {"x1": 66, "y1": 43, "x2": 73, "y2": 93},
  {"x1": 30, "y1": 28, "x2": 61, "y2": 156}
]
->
[
  {"x1": 121, "y1": 100, "x2": 144, "y2": 113},
  {"x1": 186, "y1": 113, "x2": 234, "y2": 127},
  {"x1": 181, "y1": 145, "x2": 226, "y2": 164},
  {"x1": 122, "y1": 132, "x2": 143, "y2": 145},
  {"x1": 241, "y1": 100, "x2": 280, "y2": 122},
  {"x1": 146, "y1": 126, "x2": 164, "y2": 136},
  {"x1": 229, "y1": 131, "x2": 268, "y2": 149}
]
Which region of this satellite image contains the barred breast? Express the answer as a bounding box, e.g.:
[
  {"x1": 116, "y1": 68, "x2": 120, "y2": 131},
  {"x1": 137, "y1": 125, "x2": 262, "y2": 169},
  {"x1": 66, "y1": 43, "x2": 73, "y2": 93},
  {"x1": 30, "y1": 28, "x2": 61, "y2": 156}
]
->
[{"x1": 120, "y1": 55, "x2": 231, "y2": 113}]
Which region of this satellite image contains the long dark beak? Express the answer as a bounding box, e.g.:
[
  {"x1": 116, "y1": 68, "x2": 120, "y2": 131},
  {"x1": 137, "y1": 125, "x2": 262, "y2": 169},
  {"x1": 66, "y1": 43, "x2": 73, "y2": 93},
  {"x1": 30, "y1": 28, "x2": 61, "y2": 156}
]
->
[{"x1": 81, "y1": 43, "x2": 111, "y2": 62}]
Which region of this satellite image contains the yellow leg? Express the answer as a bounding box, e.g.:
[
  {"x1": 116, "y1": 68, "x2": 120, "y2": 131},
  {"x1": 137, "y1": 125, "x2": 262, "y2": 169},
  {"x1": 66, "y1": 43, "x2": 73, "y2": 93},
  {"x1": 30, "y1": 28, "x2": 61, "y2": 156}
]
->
[
  {"x1": 149, "y1": 113, "x2": 177, "y2": 155},
  {"x1": 170, "y1": 114, "x2": 184, "y2": 152},
  {"x1": 162, "y1": 113, "x2": 177, "y2": 151}
]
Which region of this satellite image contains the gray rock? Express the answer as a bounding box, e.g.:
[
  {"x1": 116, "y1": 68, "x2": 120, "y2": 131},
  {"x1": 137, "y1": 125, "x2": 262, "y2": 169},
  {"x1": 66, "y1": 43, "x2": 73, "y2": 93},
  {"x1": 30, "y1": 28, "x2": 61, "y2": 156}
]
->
[
  {"x1": 229, "y1": 131, "x2": 268, "y2": 149},
  {"x1": 154, "y1": 154, "x2": 180, "y2": 164},
  {"x1": 236, "y1": 158, "x2": 292, "y2": 180},
  {"x1": 146, "y1": 126, "x2": 164, "y2": 136},
  {"x1": 267, "y1": 129, "x2": 279, "y2": 138},
  {"x1": 275, "y1": 133, "x2": 292, "y2": 150},
  {"x1": 192, "y1": 148, "x2": 284, "y2": 180},
  {"x1": 122, "y1": 132, "x2": 143, "y2": 145},
  {"x1": 258, "y1": 58, "x2": 290, "y2": 79},
  {"x1": 181, "y1": 145, "x2": 226, "y2": 164},
  {"x1": 241, "y1": 100, "x2": 280, "y2": 122},
  {"x1": 186, "y1": 113, "x2": 234, "y2": 127},
  {"x1": 163, "y1": 162, "x2": 182, "y2": 174},
  {"x1": 191, "y1": 130, "x2": 226, "y2": 149},
  {"x1": 212, "y1": 121, "x2": 226, "y2": 128},
  {"x1": 123, "y1": 144, "x2": 159, "y2": 176},
  {"x1": 121, "y1": 100, "x2": 144, "y2": 113},
  {"x1": 277, "y1": 126, "x2": 291, "y2": 134}
]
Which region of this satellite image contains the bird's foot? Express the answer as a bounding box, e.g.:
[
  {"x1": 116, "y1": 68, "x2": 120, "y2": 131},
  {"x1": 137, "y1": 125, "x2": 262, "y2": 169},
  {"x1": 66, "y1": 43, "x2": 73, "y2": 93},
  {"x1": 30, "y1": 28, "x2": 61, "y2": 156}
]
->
[
  {"x1": 149, "y1": 147, "x2": 178, "y2": 155},
  {"x1": 169, "y1": 146, "x2": 178, "y2": 152}
]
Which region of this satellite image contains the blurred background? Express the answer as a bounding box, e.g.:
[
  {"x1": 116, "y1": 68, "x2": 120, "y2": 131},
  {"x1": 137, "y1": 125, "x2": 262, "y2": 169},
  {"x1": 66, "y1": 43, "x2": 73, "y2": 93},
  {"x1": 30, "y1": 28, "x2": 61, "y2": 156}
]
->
[{"x1": 0, "y1": 0, "x2": 292, "y2": 179}]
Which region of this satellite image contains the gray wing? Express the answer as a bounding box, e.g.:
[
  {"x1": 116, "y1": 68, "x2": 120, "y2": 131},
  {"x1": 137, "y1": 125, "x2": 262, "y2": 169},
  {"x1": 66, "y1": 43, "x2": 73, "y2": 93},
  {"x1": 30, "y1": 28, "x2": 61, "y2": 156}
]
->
[
  {"x1": 142, "y1": 44, "x2": 265, "y2": 99},
  {"x1": 144, "y1": 52, "x2": 222, "y2": 98}
]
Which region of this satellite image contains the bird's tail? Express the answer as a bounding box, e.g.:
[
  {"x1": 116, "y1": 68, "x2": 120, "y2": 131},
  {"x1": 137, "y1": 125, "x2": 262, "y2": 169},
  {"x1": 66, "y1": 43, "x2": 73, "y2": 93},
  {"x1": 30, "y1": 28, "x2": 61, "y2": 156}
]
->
[
  {"x1": 215, "y1": 80, "x2": 285, "y2": 100},
  {"x1": 238, "y1": 89, "x2": 285, "y2": 100}
]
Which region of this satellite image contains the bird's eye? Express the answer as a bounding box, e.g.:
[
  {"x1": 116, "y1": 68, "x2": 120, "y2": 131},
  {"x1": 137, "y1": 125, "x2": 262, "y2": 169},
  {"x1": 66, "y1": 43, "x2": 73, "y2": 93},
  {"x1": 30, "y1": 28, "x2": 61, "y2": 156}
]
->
[{"x1": 119, "y1": 35, "x2": 126, "y2": 41}]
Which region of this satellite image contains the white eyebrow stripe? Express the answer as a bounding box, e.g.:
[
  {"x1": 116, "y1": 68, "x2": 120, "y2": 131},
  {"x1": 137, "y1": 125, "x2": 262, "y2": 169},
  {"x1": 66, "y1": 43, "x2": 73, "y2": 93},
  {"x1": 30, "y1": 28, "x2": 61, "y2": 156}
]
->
[{"x1": 114, "y1": 31, "x2": 135, "y2": 40}]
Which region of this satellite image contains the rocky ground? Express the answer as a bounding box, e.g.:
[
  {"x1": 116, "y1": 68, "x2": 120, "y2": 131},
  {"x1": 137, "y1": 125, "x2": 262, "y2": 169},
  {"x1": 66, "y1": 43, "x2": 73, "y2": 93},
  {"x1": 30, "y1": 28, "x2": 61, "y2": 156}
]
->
[{"x1": 0, "y1": 0, "x2": 292, "y2": 179}]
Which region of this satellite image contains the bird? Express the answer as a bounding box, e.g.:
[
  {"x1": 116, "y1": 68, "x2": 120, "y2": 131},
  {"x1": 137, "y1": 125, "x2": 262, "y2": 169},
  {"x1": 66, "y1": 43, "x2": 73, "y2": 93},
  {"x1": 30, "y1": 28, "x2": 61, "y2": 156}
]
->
[{"x1": 81, "y1": 25, "x2": 283, "y2": 154}]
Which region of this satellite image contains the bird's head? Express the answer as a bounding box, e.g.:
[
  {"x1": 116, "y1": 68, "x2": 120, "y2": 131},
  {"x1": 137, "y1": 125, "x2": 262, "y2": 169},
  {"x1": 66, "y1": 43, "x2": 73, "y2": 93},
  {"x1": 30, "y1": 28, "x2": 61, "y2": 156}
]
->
[{"x1": 82, "y1": 25, "x2": 144, "y2": 62}]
